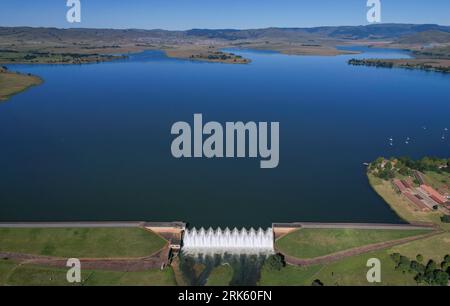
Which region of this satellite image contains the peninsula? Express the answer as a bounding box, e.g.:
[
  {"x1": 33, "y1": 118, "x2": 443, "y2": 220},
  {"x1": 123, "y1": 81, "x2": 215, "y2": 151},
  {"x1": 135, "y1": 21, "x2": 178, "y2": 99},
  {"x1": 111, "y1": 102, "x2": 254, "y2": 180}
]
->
[
  {"x1": 348, "y1": 57, "x2": 450, "y2": 73},
  {"x1": 0, "y1": 66, "x2": 42, "y2": 101},
  {"x1": 367, "y1": 156, "x2": 450, "y2": 228},
  {"x1": 349, "y1": 30, "x2": 450, "y2": 73}
]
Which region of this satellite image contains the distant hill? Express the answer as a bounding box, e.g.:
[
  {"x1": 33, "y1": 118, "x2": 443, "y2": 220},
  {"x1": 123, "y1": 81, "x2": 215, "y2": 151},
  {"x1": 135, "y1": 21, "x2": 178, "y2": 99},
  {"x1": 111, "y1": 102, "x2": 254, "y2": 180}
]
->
[
  {"x1": 185, "y1": 24, "x2": 450, "y2": 40},
  {"x1": 185, "y1": 28, "x2": 314, "y2": 41},
  {"x1": 319, "y1": 24, "x2": 450, "y2": 39},
  {"x1": 395, "y1": 30, "x2": 450, "y2": 45},
  {"x1": 0, "y1": 27, "x2": 185, "y2": 43},
  {"x1": 2, "y1": 24, "x2": 450, "y2": 44}
]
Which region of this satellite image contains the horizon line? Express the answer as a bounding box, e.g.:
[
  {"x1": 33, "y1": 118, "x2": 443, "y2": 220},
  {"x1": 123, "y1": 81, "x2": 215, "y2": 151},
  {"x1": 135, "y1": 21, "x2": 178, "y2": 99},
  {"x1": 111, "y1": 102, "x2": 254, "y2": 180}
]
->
[{"x1": 1, "y1": 22, "x2": 450, "y2": 32}]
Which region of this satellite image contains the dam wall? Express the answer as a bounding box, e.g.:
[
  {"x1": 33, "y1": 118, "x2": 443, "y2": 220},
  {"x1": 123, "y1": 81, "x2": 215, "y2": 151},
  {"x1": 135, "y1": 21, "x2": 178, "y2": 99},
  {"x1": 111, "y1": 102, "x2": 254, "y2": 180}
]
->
[{"x1": 182, "y1": 227, "x2": 274, "y2": 255}]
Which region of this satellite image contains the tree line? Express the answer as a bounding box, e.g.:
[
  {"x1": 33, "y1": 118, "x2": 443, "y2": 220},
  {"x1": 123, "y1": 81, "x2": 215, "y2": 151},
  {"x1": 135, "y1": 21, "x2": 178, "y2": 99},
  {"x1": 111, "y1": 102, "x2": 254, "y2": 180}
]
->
[{"x1": 391, "y1": 253, "x2": 450, "y2": 286}]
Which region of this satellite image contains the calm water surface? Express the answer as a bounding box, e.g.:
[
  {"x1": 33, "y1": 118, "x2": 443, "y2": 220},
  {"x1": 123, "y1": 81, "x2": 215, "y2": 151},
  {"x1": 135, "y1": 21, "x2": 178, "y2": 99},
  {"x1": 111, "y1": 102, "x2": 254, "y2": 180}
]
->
[{"x1": 1, "y1": 47, "x2": 449, "y2": 227}]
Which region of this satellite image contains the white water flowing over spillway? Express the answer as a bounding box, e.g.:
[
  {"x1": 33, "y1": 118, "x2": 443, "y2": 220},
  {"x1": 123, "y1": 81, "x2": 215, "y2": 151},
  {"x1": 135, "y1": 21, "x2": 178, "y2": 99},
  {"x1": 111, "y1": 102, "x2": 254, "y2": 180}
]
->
[{"x1": 182, "y1": 227, "x2": 274, "y2": 255}]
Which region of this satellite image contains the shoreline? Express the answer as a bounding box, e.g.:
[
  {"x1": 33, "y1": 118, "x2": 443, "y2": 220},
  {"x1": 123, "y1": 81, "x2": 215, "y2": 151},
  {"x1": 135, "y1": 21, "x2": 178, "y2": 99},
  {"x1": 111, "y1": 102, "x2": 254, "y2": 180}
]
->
[
  {"x1": 348, "y1": 58, "x2": 450, "y2": 73},
  {"x1": 0, "y1": 67, "x2": 43, "y2": 101}
]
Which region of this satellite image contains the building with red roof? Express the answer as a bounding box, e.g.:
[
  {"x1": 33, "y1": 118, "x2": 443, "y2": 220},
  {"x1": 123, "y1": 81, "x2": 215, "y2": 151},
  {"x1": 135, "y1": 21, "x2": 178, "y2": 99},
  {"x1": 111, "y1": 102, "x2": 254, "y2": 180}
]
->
[
  {"x1": 393, "y1": 179, "x2": 407, "y2": 193},
  {"x1": 404, "y1": 192, "x2": 429, "y2": 211},
  {"x1": 420, "y1": 185, "x2": 447, "y2": 204}
]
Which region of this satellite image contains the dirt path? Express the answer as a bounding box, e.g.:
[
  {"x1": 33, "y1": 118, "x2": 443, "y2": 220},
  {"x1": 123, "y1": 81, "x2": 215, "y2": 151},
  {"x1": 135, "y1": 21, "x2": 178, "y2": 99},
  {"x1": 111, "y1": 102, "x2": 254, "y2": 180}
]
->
[
  {"x1": 278, "y1": 230, "x2": 442, "y2": 267},
  {"x1": 0, "y1": 244, "x2": 170, "y2": 272}
]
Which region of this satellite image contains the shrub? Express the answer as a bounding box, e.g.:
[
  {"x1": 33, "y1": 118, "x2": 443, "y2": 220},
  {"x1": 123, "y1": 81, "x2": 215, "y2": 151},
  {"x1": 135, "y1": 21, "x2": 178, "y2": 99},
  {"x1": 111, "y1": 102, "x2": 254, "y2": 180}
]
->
[{"x1": 440, "y1": 215, "x2": 450, "y2": 223}]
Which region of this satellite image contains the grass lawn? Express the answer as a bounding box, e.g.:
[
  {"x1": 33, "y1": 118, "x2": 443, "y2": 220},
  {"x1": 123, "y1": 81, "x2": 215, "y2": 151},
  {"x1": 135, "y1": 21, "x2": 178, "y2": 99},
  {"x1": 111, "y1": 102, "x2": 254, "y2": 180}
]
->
[
  {"x1": 390, "y1": 232, "x2": 450, "y2": 263},
  {"x1": 259, "y1": 249, "x2": 419, "y2": 286},
  {"x1": 82, "y1": 268, "x2": 176, "y2": 286},
  {"x1": 0, "y1": 70, "x2": 42, "y2": 101},
  {"x1": 0, "y1": 260, "x2": 16, "y2": 284},
  {"x1": 0, "y1": 228, "x2": 167, "y2": 258},
  {"x1": 206, "y1": 264, "x2": 234, "y2": 286},
  {"x1": 0, "y1": 259, "x2": 176, "y2": 286},
  {"x1": 305, "y1": 249, "x2": 418, "y2": 286},
  {"x1": 276, "y1": 228, "x2": 430, "y2": 259},
  {"x1": 259, "y1": 264, "x2": 323, "y2": 286},
  {"x1": 424, "y1": 171, "x2": 450, "y2": 193}
]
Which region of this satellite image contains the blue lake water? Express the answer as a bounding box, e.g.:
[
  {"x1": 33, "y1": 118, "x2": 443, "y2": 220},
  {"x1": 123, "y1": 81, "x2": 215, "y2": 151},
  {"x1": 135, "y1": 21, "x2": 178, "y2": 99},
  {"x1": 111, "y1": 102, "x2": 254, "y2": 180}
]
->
[{"x1": 1, "y1": 47, "x2": 449, "y2": 227}]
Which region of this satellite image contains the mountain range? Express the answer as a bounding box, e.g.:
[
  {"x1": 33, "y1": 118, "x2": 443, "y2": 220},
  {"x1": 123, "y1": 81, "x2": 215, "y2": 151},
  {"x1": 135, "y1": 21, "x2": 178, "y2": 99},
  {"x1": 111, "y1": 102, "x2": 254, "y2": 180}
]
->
[{"x1": 1, "y1": 23, "x2": 450, "y2": 43}]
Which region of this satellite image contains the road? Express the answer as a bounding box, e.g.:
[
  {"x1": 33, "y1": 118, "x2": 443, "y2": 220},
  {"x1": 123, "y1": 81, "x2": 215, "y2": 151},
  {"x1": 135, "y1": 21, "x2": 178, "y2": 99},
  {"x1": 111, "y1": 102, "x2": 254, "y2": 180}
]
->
[
  {"x1": 273, "y1": 222, "x2": 436, "y2": 230},
  {"x1": 0, "y1": 222, "x2": 144, "y2": 228}
]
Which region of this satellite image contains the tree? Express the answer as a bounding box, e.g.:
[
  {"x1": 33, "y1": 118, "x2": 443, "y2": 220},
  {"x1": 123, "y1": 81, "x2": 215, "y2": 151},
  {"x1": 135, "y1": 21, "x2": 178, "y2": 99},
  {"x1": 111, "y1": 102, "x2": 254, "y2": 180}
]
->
[
  {"x1": 433, "y1": 270, "x2": 449, "y2": 286},
  {"x1": 385, "y1": 161, "x2": 393, "y2": 170},
  {"x1": 398, "y1": 166, "x2": 411, "y2": 176},
  {"x1": 266, "y1": 254, "x2": 285, "y2": 271},
  {"x1": 391, "y1": 253, "x2": 401, "y2": 264},
  {"x1": 416, "y1": 254, "x2": 424, "y2": 263},
  {"x1": 375, "y1": 157, "x2": 384, "y2": 164},
  {"x1": 393, "y1": 253, "x2": 450, "y2": 286},
  {"x1": 410, "y1": 261, "x2": 425, "y2": 274},
  {"x1": 398, "y1": 156, "x2": 414, "y2": 168},
  {"x1": 424, "y1": 270, "x2": 435, "y2": 283},
  {"x1": 441, "y1": 261, "x2": 449, "y2": 272},
  {"x1": 311, "y1": 279, "x2": 324, "y2": 286},
  {"x1": 396, "y1": 256, "x2": 411, "y2": 273},
  {"x1": 441, "y1": 215, "x2": 450, "y2": 223},
  {"x1": 426, "y1": 260, "x2": 437, "y2": 273},
  {"x1": 444, "y1": 255, "x2": 450, "y2": 264},
  {"x1": 414, "y1": 273, "x2": 425, "y2": 284}
]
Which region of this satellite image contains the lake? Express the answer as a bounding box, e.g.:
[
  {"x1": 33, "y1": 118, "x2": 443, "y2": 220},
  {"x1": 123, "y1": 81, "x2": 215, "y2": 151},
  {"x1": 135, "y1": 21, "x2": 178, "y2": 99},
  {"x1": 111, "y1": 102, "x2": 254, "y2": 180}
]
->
[{"x1": 1, "y1": 47, "x2": 449, "y2": 227}]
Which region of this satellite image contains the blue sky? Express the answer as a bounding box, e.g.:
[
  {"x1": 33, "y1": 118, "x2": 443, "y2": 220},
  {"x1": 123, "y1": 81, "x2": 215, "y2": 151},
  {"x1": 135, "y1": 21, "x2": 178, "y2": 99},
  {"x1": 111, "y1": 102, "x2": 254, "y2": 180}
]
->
[{"x1": 1, "y1": 0, "x2": 449, "y2": 30}]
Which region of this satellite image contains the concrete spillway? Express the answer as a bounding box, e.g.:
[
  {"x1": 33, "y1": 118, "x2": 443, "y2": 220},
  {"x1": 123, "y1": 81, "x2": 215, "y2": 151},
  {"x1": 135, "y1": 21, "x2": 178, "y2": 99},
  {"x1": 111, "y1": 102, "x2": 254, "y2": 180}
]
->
[{"x1": 182, "y1": 227, "x2": 274, "y2": 255}]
